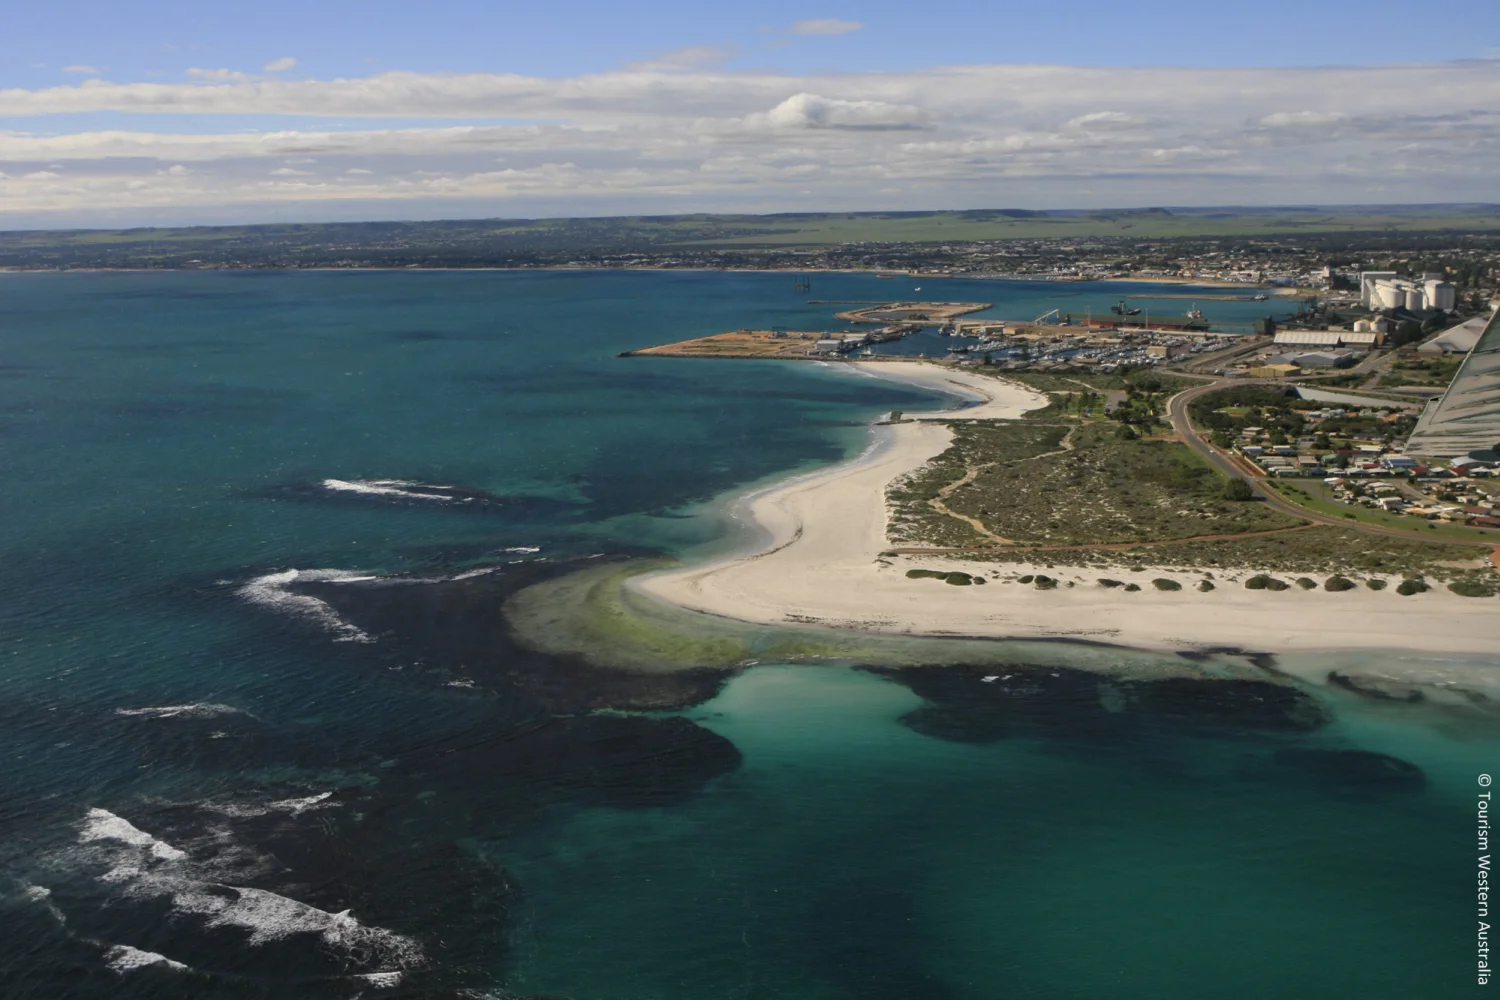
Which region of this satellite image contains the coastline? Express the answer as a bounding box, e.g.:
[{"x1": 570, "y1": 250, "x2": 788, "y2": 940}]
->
[{"x1": 632, "y1": 361, "x2": 1500, "y2": 659}]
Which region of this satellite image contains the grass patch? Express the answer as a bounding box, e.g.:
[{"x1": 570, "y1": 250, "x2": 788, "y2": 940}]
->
[{"x1": 1268, "y1": 481, "x2": 1495, "y2": 542}]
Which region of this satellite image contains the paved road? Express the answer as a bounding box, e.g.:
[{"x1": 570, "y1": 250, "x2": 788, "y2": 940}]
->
[{"x1": 1164, "y1": 379, "x2": 1493, "y2": 545}]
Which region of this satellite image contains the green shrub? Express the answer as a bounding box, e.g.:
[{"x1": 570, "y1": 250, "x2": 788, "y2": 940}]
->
[
  {"x1": 945, "y1": 572, "x2": 973, "y2": 586},
  {"x1": 1246, "y1": 574, "x2": 1289, "y2": 591},
  {"x1": 1197, "y1": 579, "x2": 1216, "y2": 592},
  {"x1": 1396, "y1": 579, "x2": 1428, "y2": 596},
  {"x1": 1323, "y1": 576, "x2": 1357, "y2": 592},
  {"x1": 1098, "y1": 579, "x2": 1124, "y2": 588},
  {"x1": 1295, "y1": 577, "x2": 1318, "y2": 590},
  {"x1": 1152, "y1": 578, "x2": 1182, "y2": 591},
  {"x1": 1223, "y1": 477, "x2": 1256, "y2": 501},
  {"x1": 1449, "y1": 578, "x2": 1498, "y2": 598},
  {"x1": 1366, "y1": 578, "x2": 1388, "y2": 590},
  {"x1": 973, "y1": 576, "x2": 987, "y2": 585},
  {"x1": 1034, "y1": 575, "x2": 1057, "y2": 590},
  {"x1": 906, "y1": 569, "x2": 946, "y2": 580},
  {"x1": 1123, "y1": 583, "x2": 1141, "y2": 592},
  {"x1": 1017, "y1": 574, "x2": 1034, "y2": 584}
]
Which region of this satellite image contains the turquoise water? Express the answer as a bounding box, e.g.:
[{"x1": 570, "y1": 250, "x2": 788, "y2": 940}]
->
[{"x1": 0, "y1": 269, "x2": 1492, "y2": 998}]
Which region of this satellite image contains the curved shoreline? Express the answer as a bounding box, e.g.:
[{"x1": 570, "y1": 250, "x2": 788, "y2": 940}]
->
[{"x1": 632, "y1": 361, "x2": 1500, "y2": 659}]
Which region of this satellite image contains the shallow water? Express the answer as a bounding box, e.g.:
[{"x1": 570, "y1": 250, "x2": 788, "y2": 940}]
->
[{"x1": 0, "y1": 270, "x2": 1493, "y2": 998}]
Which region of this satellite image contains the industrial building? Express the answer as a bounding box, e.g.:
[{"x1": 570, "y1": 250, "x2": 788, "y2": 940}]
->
[
  {"x1": 1417, "y1": 314, "x2": 1491, "y2": 356},
  {"x1": 1273, "y1": 330, "x2": 1381, "y2": 348},
  {"x1": 1359, "y1": 271, "x2": 1457, "y2": 313},
  {"x1": 1404, "y1": 310, "x2": 1500, "y2": 456}
]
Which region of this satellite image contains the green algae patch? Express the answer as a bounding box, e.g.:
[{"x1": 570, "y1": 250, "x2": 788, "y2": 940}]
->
[
  {"x1": 502, "y1": 559, "x2": 1248, "y2": 682},
  {"x1": 504, "y1": 560, "x2": 760, "y2": 672}
]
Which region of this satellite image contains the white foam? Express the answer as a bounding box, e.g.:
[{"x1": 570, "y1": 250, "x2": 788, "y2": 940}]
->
[
  {"x1": 206, "y1": 791, "x2": 336, "y2": 819},
  {"x1": 115, "y1": 703, "x2": 245, "y2": 720},
  {"x1": 322, "y1": 478, "x2": 467, "y2": 502},
  {"x1": 80, "y1": 809, "x2": 186, "y2": 861},
  {"x1": 266, "y1": 792, "x2": 333, "y2": 815},
  {"x1": 105, "y1": 944, "x2": 189, "y2": 974},
  {"x1": 237, "y1": 569, "x2": 375, "y2": 643},
  {"x1": 500, "y1": 546, "x2": 541, "y2": 554},
  {"x1": 358, "y1": 971, "x2": 404, "y2": 987},
  {"x1": 172, "y1": 885, "x2": 423, "y2": 967}
]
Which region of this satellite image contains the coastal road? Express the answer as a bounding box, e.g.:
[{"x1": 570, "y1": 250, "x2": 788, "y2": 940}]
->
[{"x1": 1164, "y1": 379, "x2": 1492, "y2": 545}]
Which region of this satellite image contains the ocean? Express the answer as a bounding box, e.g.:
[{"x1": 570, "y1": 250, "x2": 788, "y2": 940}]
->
[{"x1": 0, "y1": 268, "x2": 1492, "y2": 998}]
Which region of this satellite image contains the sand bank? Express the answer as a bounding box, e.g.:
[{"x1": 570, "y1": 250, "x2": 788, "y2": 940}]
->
[{"x1": 634, "y1": 362, "x2": 1500, "y2": 658}]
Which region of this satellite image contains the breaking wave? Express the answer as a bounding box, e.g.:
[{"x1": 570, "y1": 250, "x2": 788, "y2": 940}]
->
[
  {"x1": 114, "y1": 703, "x2": 247, "y2": 720},
  {"x1": 237, "y1": 569, "x2": 378, "y2": 643},
  {"x1": 104, "y1": 944, "x2": 190, "y2": 975},
  {"x1": 80, "y1": 808, "x2": 187, "y2": 861}
]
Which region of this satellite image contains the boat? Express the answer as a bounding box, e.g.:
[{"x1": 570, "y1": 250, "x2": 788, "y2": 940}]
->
[
  {"x1": 1108, "y1": 300, "x2": 1142, "y2": 316},
  {"x1": 1186, "y1": 305, "x2": 1204, "y2": 321}
]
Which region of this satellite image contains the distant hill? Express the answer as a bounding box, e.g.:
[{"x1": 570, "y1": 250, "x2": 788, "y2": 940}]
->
[{"x1": 2, "y1": 204, "x2": 1499, "y2": 269}]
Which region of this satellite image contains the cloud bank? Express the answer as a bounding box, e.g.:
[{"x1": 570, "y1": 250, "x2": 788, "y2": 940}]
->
[{"x1": 0, "y1": 59, "x2": 1498, "y2": 225}]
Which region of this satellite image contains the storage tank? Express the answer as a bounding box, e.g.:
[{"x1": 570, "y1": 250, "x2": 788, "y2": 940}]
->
[
  {"x1": 1406, "y1": 287, "x2": 1425, "y2": 312},
  {"x1": 1376, "y1": 281, "x2": 1404, "y2": 310},
  {"x1": 1425, "y1": 280, "x2": 1456, "y2": 311}
]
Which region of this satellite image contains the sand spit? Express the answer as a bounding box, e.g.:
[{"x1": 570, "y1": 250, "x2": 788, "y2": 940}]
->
[{"x1": 634, "y1": 361, "x2": 1500, "y2": 659}]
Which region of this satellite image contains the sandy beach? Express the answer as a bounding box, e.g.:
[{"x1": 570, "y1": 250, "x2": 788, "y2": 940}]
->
[{"x1": 634, "y1": 361, "x2": 1500, "y2": 658}]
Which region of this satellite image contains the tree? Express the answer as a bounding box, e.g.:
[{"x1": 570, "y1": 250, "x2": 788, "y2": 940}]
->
[
  {"x1": 1223, "y1": 477, "x2": 1256, "y2": 501},
  {"x1": 1116, "y1": 424, "x2": 1139, "y2": 441}
]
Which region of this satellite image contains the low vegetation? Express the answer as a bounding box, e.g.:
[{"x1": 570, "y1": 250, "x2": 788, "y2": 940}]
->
[
  {"x1": 891, "y1": 421, "x2": 1302, "y2": 548},
  {"x1": 887, "y1": 422, "x2": 1067, "y2": 548},
  {"x1": 906, "y1": 568, "x2": 981, "y2": 586},
  {"x1": 956, "y1": 527, "x2": 1486, "y2": 579},
  {"x1": 1152, "y1": 578, "x2": 1182, "y2": 591}
]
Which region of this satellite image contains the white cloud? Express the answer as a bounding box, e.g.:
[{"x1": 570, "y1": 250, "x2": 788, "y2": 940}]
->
[
  {"x1": 62, "y1": 65, "x2": 101, "y2": 76},
  {"x1": 1258, "y1": 110, "x2": 1350, "y2": 127},
  {"x1": 264, "y1": 57, "x2": 298, "y2": 73},
  {"x1": 740, "y1": 93, "x2": 927, "y2": 130},
  {"x1": 186, "y1": 68, "x2": 251, "y2": 83},
  {"x1": 1066, "y1": 111, "x2": 1151, "y2": 130},
  {"x1": 790, "y1": 19, "x2": 863, "y2": 36},
  {"x1": 3, "y1": 60, "x2": 1500, "y2": 222},
  {"x1": 624, "y1": 45, "x2": 735, "y2": 72}
]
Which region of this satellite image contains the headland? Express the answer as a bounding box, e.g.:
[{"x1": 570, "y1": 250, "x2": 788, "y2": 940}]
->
[{"x1": 629, "y1": 361, "x2": 1500, "y2": 663}]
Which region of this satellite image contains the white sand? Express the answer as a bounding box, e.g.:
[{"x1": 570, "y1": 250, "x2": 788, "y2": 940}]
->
[{"x1": 634, "y1": 361, "x2": 1500, "y2": 658}]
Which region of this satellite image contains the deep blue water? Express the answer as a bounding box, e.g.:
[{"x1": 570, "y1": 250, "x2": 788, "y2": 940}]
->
[{"x1": 0, "y1": 270, "x2": 1493, "y2": 999}]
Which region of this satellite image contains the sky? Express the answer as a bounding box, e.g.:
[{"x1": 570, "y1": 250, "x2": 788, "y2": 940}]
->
[{"x1": 3, "y1": 0, "x2": 1500, "y2": 228}]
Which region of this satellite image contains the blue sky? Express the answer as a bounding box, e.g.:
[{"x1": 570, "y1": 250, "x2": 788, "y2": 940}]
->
[
  {"x1": 2, "y1": 2, "x2": 1499, "y2": 227},
  {"x1": 7, "y1": 0, "x2": 1500, "y2": 85}
]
